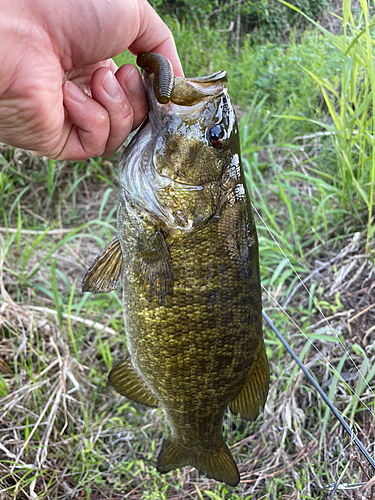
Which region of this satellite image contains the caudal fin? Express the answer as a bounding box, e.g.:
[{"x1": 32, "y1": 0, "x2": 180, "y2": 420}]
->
[{"x1": 157, "y1": 438, "x2": 240, "y2": 487}]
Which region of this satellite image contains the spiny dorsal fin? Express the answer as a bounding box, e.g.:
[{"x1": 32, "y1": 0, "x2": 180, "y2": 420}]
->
[
  {"x1": 109, "y1": 356, "x2": 159, "y2": 408},
  {"x1": 82, "y1": 237, "x2": 123, "y2": 293},
  {"x1": 228, "y1": 341, "x2": 269, "y2": 420},
  {"x1": 157, "y1": 438, "x2": 240, "y2": 487}
]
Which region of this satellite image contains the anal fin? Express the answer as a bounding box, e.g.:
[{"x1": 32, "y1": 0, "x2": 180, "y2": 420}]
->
[
  {"x1": 228, "y1": 342, "x2": 269, "y2": 420},
  {"x1": 109, "y1": 355, "x2": 159, "y2": 408},
  {"x1": 157, "y1": 438, "x2": 240, "y2": 487}
]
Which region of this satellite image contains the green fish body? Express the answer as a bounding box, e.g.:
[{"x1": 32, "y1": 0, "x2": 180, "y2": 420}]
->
[{"x1": 82, "y1": 60, "x2": 269, "y2": 487}]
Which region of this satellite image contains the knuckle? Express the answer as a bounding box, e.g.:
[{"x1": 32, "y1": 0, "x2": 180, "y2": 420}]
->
[
  {"x1": 119, "y1": 101, "x2": 132, "y2": 121},
  {"x1": 93, "y1": 108, "x2": 109, "y2": 129}
]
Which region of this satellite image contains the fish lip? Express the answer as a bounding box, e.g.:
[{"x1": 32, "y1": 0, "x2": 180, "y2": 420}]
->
[{"x1": 143, "y1": 69, "x2": 229, "y2": 110}]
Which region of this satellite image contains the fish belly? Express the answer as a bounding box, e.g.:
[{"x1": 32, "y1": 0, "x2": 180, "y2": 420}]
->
[{"x1": 122, "y1": 217, "x2": 262, "y2": 449}]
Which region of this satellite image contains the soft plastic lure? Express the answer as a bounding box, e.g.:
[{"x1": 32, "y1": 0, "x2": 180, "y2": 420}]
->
[{"x1": 136, "y1": 52, "x2": 175, "y2": 104}]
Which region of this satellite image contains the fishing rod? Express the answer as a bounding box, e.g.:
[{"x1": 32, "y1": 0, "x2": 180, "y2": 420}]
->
[{"x1": 262, "y1": 310, "x2": 375, "y2": 472}]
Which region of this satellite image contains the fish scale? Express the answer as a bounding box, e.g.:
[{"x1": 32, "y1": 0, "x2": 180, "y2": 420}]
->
[{"x1": 82, "y1": 53, "x2": 269, "y2": 487}]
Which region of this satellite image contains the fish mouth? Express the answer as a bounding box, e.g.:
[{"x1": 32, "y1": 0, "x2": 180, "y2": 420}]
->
[
  {"x1": 137, "y1": 51, "x2": 227, "y2": 107},
  {"x1": 143, "y1": 70, "x2": 228, "y2": 110}
]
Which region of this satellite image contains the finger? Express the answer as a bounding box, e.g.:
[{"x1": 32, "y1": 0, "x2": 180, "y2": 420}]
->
[
  {"x1": 145, "y1": 37, "x2": 184, "y2": 79},
  {"x1": 53, "y1": 0, "x2": 184, "y2": 76},
  {"x1": 115, "y1": 64, "x2": 148, "y2": 131},
  {"x1": 64, "y1": 60, "x2": 112, "y2": 87},
  {"x1": 56, "y1": 81, "x2": 109, "y2": 160},
  {"x1": 129, "y1": 1, "x2": 184, "y2": 77},
  {"x1": 109, "y1": 59, "x2": 118, "y2": 73},
  {"x1": 90, "y1": 67, "x2": 135, "y2": 157}
]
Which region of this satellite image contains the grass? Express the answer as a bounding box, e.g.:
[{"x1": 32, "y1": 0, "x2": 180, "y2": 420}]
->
[
  {"x1": 278, "y1": 0, "x2": 375, "y2": 250},
  {"x1": 1, "y1": 1, "x2": 375, "y2": 498}
]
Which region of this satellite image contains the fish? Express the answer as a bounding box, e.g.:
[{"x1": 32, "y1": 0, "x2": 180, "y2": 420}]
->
[{"x1": 82, "y1": 53, "x2": 269, "y2": 487}]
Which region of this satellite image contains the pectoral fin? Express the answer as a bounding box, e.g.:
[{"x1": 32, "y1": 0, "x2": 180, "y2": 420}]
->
[
  {"x1": 82, "y1": 237, "x2": 123, "y2": 293},
  {"x1": 228, "y1": 342, "x2": 269, "y2": 420},
  {"x1": 108, "y1": 356, "x2": 159, "y2": 408},
  {"x1": 137, "y1": 231, "x2": 174, "y2": 304}
]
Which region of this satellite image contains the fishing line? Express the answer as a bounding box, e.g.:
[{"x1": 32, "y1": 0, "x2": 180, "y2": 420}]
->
[
  {"x1": 262, "y1": 310, "x2": 375, "y2": 472},
  {"x1": 251, "y1": 203, "x2": 374, "y2": 398},
  {"x1": 262, "y1": 283, "x2": 375, "y2": 419}
]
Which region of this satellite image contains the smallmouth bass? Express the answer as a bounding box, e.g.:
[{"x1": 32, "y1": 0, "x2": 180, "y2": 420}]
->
[{"x1": 82, "y1": 53, "x2": 269, "y2": 487}]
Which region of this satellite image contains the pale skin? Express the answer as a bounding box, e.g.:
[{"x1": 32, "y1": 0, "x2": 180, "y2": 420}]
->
[{"x1": 0, "y1": 0, "x2": 183, "y2": 161}]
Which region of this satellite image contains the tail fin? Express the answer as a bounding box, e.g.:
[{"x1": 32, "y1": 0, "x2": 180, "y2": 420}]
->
[{"x1": 157, "y1": 437, "x2": 240, "y2": 487}]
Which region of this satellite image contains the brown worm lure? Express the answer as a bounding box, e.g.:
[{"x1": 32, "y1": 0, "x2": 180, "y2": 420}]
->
[{"x1": 136, "y1": 52, "x2": 175, "y2": 104}]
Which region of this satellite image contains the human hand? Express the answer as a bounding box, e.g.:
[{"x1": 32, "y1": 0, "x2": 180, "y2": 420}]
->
[{"x1": 0, "y1": 0, "x2": 183, "y2": 160}]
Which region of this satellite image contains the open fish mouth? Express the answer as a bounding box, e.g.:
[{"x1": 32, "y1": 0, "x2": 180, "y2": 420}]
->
[{"x1": 137, "y1": 51, "x2": 227, "y2": 107}]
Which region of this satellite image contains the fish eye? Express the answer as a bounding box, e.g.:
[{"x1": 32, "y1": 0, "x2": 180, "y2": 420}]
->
[{"x1": 207, "y1": 125, "x2": 224, "y2": 148}]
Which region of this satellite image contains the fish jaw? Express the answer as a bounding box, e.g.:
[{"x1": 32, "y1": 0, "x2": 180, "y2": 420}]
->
[{"x1": 118, "y1": 120, "x2": 175, "y2": 227}]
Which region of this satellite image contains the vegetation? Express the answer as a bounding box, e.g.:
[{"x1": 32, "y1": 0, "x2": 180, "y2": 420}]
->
[
  {"x1": 150, "y1": 0, "x2": 330, "y2": 42},
  {"x1": 1, "y1": 1, "x2": 375, "y2": 499}
]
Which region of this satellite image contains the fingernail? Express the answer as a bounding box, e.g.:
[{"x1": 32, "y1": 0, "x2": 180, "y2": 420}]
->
[
  {"x1": 125, "y1": 68, "x2": 143, "y2": 94},
  {"x1": 103, "y1": 70, "x2": 120, "y2": 98},
  {"x1": 65, "y1": 81, "x2": 86, "y2": 102}
]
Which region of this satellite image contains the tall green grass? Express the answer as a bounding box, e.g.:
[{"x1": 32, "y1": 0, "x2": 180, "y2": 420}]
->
[{"x1": 279, "y1": 0, "x2": 375, "y2": 251}]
